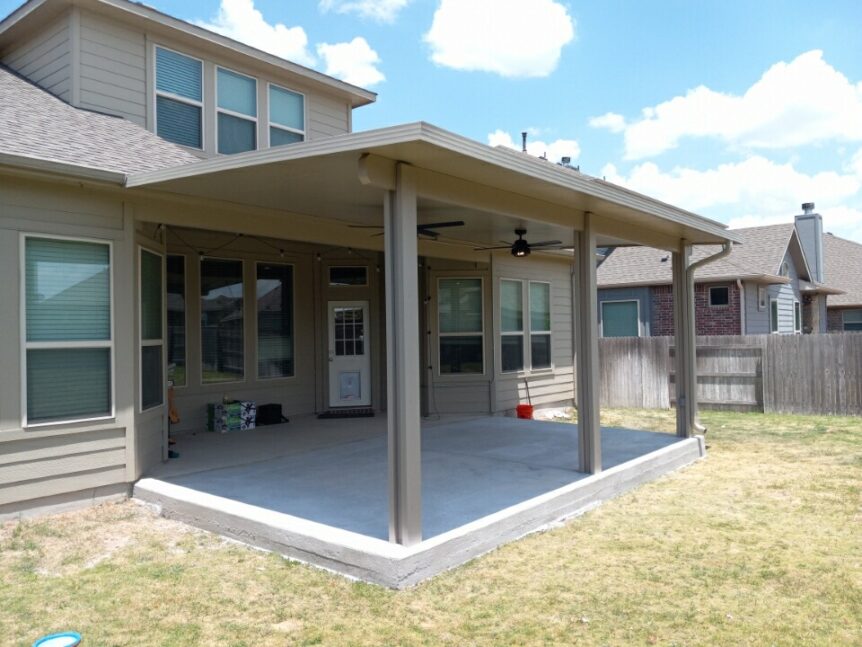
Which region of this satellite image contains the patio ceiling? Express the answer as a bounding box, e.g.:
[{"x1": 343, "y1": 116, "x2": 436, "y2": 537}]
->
[{"x1": 126, "y1": 122, "x2": 740, "y2": 258}]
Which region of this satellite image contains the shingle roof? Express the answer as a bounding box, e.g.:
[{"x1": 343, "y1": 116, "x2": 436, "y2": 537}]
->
[
  {"x1": 597, "y1": 223, "x2": 796, "y2": 287},
  {"x1": 0, "y1": 65, "x2": 198, "y2": 175},
  {"x1": 823, "y1": 233, "x2": 862, "y2": 307}
]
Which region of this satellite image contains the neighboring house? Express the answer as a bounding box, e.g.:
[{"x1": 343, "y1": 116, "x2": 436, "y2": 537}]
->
[
  {"x1": 823, "y1": 233, "x2": 862, "y2": 332},
  {"x1": 0, "y1": 0, "x2": 736, "y2": 560},
  {"x1": 596, "y1": 205, "x2": 844, "y2": 337}
]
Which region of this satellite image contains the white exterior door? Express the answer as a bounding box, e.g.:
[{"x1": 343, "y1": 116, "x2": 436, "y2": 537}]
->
[{"x1": 328, "y1": 300, "x2": 371, "y2": 407}]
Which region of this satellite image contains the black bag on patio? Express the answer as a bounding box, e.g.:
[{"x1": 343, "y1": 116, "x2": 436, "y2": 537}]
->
[{"x1": 257, "y1": 403, "x2": 289, "y2": 425}]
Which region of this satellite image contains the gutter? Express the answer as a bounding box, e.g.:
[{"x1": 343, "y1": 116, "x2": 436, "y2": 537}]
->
[
  {"x1": 0, "y1": 152, "x2": 127, "y2": 185},
  {"x1": 683, "y1": 241, "x2": 733, "y2": 434}
]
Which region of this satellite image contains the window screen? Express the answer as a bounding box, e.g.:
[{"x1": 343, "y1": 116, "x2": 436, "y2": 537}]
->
[
  {"x1": 529, "y1": 282, "x2": 551, "y2": 369},
  {"x1": 438, "y1": 278, "x2": 483, "y2": 374},
  {"x1": 155, "y1": 47, "x2": 202, "y2": 148},
  {"x1": 217, "y1": 68, "x2": 257, "y2": 154},
  {"x1": 602, "y1": 301, "x2": 639, "y2": 338},
  {"x1": 269, "y1": 84, "x2": 305, "y2": 147},
  {"x1": 500, "y1": 279, "x2": 523, "y2": 372}
]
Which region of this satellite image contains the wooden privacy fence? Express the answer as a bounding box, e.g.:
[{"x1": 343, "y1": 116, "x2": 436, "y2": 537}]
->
[{"x1": 598, "y1": 333, "x2": 862, "y2": 416}]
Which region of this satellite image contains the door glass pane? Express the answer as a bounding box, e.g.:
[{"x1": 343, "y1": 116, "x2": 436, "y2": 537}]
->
[
  {"x1": 141, "y1": 345, "x2": 163, "y2": 409},
  {"x1": 167, "y1": 255, "x2": 186, "y2": 386},
  {"x1": 530, "y1": 282, "x2": 551, "y2": 331},
  {"x1": 501, "y1": 335, "x2": 524, "y2": 372},
  {"x1": 257, "y1": 263, "x2": 294, "y2": 378},
  {"x1": 156, "y1": 96, "x2": 202, "y2": 149},
  {"x1": 201, "y1": 258, "x2": 243, "y2": 383},
  {"x1": 217, "y1": 68, "x2": 256, "y2": 116},
  {"x1": 531, "y1": 334, "x2": 552, "y2": 369},
  {"x1": 27, "y1": 348, "x2": 111, "y2": 423},
  {"x1": 141, "y1": 250, "x2": 162, "y2": 340},
  {"x1": 218, "y1": 113, "x2": 256, "y2": 154},
  {"x1": 269, "y1": 85, "x2": 304, "y2": 130},
  {"x1": 439, "y1": 336, "x2": 483, "y2": 374},
  {"x1": 501, "y1": 280, "x2": 523, "y2": 332},
  {"x1": 333, "y1": 307, "x2": 364, "y2": 356},
  {"x1": 26, "y1": 238, "x2": 110, "y2": 342},
  {"x1": 439, "y1": 278, "x2": 482, "y2": 333},
  {"x1": 602, "y1": 301, "x2": 639, "y2": 338}
]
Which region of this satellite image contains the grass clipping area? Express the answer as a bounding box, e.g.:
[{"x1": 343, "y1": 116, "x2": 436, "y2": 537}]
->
[{"x1": 2, "y1": 410, "x2": 861, "y2": 646}]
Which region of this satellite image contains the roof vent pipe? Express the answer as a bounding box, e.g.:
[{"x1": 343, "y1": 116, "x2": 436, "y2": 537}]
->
[
  {"x1": 802, "y1": 202, "x2": 815, "y2": 214},
  {"x1": 521, "y1": 131, "x2": 528, "y2": 153}
]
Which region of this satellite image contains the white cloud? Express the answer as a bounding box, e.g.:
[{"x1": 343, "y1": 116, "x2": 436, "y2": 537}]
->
[
  {"x1": 488, "y1": 129, "x2": 580, "y2": 164},
  {"x1": 319, "y1": 0, "x2": 411, "y2": 23},
  {"x1": 596, "y1": 50, "x2": 862, "y2": 160},
  {"x1": 602, "y1": 156, "x2": 862, "y2": 241},
  {"x1": 588, "y1": 112, "x2": 626, "y2": 133},
  {"x1": 424, "y1": 0, "x2": 575, "y2": 78},
  {"x1": 317, "y1": 38, "x2": 385, "y2": 87},
  {"x1": 198, "y1": 0, "x2": 316, "y2": 67}
]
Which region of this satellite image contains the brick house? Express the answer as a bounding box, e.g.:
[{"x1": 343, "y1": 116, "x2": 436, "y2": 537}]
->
[{"x1": 596, "y1": 205, "x2": 846, "y2": 337}]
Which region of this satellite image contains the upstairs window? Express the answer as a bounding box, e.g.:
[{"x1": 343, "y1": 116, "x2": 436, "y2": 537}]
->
[
  {"x1": 217, "y1": 67, "x2": 257, "y2": 154},
  {"x1": 269, "y1": 84, "x2": 305, "y2": 147},
  {"x1": 155, "y1": 47, "x2": 203, "y2": 149}
]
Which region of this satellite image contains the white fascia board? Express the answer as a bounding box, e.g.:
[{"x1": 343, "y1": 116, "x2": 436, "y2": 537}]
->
[
  {"x1": 598, "y1": 273, "x2": 792, "y2": 290},
  {"x1": 0, "y1": 152, "x2": 127, "y2": 184},
  {"x1": 126, "y1": 121, "x2": 739, "y2": 244}
]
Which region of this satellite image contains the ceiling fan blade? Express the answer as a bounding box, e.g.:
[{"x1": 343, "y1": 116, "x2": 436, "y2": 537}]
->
[
  {"x1": 349, "y1": 224, "x2": 383, "y2": 229},
  {"x1": 417, "y1": 220, "x2": 465, "y2": 230},
  {"x1": 531, "y1": 240, "x2": 564, "y2": 247},
  {"x1": 418, "y1": 230, "x2": 440, "y2": 239},
  {"x1": 473, "y1": 245, "x2": 513, "y2": 251}
]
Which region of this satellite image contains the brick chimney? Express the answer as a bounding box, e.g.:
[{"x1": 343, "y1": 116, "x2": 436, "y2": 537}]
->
[{"x1": 795, "y1": 202, "x2": 824, "y2": 282}]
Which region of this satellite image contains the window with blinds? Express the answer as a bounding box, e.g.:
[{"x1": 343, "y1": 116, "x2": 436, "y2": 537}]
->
[
  {"x1": 500, "y1": 279, "x2": 524, "y2": 372},
  {"x1": 155, "y1": 46, "x2": 203, "y2": 149},
  {"x1": 24, "y1": 236, "x2": 113, "y2": 425},
  {"x1": 140, "y1": 249, "x2": 164, "y2": 410},
  {"x1": 269, "y1": 84, "x2": 305, "y2": 147},
  {"x1": 529, "y1": 282, "x2": 552, "y2": 369},
  {"x1": 217, "y1": 67, "x2": 257, "y2": 154},
  {"x1": 438, "y1": 278, "x2": 484, "y2": 374}
]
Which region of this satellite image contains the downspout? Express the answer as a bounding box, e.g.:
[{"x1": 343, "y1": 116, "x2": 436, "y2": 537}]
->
[
  {"x1": 736, "y1": 279, "x2": 746, "y2": 334},
  {"x1": 684, "y1": 241, "x2": 733, "y2": 433}
]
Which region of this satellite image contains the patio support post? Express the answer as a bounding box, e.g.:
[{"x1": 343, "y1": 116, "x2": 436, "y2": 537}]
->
[
  {"x1": 574, "y1": 212, "x2": 601, "y2": 474},
  {"x1": 384, "y1": 162, "x2": 422, "y2": 546},
  {"x1": 672, "y1": 242, "x2": 697, "y2": 437}
]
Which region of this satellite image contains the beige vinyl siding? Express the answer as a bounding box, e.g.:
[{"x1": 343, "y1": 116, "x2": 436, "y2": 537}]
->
[
  {"x1": 493, "y1": 254, "x2": 575, "y2": 412},
  {"x1": 1, "y1": 14, "x2": 72, "y2": 101},
  {"x1": 307, "y1": 92, "x2": 351, "y2": 139},
  {"x1": 78, "y1": 11, "x2": 147, "y2": 126}
]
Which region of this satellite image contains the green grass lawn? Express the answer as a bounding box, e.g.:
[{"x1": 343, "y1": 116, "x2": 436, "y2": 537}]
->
[{"x1": 2, "y1": 410, "x2": 860, "y2": 646}]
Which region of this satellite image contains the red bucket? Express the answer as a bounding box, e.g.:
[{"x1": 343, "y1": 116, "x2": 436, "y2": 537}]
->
[{"x1": 516, "y1": 404, "x2": 534, "y2": 419}]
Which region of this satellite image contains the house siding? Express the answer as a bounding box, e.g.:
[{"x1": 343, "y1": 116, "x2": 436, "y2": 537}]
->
[
  {"x1": 743, "y1": 280, "x2": 770, "y2": 334},
  {"x1": 1, "y1": 13, "x2": 72, "y2": 102},
  {"x1": 598, "y1": 287, "x2": 651, "y2": 337},
  {"x1": 768, "y1": 250, "x2": 802, "y2": 334}
]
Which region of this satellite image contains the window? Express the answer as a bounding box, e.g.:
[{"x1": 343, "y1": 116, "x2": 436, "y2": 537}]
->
[
  {"x1": 438, "y1": 278, "x2": 483, "y2": 374},
  {"x1": 709, "y1": 286, "x2": 730, "y2": 307},
  {"x1": 201, "y1": 258, "x2": 244, "y2": 382},
  {"x1": 140, "y1": 249, "x2": 164, "y2": 410},
  {"x1": 601, "y1": 300, "x2": 639, "y2": 338},
  {"x1": 794, "y1": 300, "x2": 802, "y2": 334},
  {"x1": 329, "y1": 266, "x2": 367, "y2": 287},
  {"x1": 166, "y1": 255, "x2": 186, "y2": 386},
  {"x1": 530, "y1": 282, "x2": 552, "y2": 369},
  {"x1": 500, "y1": 279, "x2": 524, "y2": 372},
  {"x1": 757, "y1": 286, "x2": 767, "y2": 311},
  {"x1": 770, "y1": 299, "x2": 779, "y2": 333},
  {"x1": 269, "y1": 84, "x2": 305, "y2": 147},
  {"x1": 843, "y1": 309, "x2": 862, "y2": 332},
  {"x1": 217, "y1": 67, "x2": 257, "y2": 154},
  {"x1": 257, "y1": 263, "x2": 294, "y2": 378},
  {"x1": 779, "y1": 261, "x2": 790, "y2": 277},
  {"x1": 23, "y1": 236, "x2": 112, "y2": 425},
  {"x1": 155, "y1": 46, "x2": 203, "y2": 149}
]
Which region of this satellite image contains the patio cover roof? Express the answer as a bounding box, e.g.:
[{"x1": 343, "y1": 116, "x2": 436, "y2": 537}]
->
[{"x1": 125, "y1": 122, "x2": 740, "y2": 256}]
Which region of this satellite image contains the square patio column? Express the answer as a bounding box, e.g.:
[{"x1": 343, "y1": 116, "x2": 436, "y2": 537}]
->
[
  {"x1": 574, "y1": 213, "x2": 601, "y2": 474},
  {"x1": 384, "y1": 162, "x2": 422, "y2": 545},
  {"x1": 672, "y1": 243, "x2": 697, "y2": 438}
]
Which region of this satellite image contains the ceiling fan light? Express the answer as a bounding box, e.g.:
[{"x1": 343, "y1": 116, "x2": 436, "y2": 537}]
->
[{"x1": 512, "y1": 239, "x2": 531, "y2": 257}]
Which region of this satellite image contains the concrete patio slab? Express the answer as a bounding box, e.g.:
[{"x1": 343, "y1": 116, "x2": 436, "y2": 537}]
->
[{"x1": 134, "y1": 417, "x2": 705, "y2": 587}]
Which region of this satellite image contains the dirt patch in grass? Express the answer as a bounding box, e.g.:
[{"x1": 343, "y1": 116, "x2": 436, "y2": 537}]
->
[{"x1": 1, "y1": 409, "x2": 860, "y2": 646}]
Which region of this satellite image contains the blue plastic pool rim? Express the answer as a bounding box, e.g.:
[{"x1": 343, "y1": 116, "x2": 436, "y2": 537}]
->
[{"x1": 32, "y1": 631, "x2": 82, "y2": 647}]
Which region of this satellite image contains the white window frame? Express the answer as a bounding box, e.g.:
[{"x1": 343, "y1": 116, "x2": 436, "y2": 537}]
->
[
  {"x1": 139, "y1": 247, "x2": 166, "y2": 412},
  {"x1": 600, "y1": 298, "x2": 641, "y2": 338},
  {"x1": 200, "y1": 256, "x2": 246, "y2": 385},
  {"x1": 500, "y1": 278, "x2": 525, "y2": 374},
  {"x1": 255, "y1": 260, "x2": 296, "y2": 381},
  {"x1": 328, "y1": 265, "x2": 368, "y2": 288},
  {"x1": 794, "y1": 299, "x2": 802, "y2": 334},
  {"x1": 708, "y1": 285, "x2": 731, "y2": 308},
  {"x1": 437, "y1": 276, "x2": 485, "y2": 377},
  {"x1": 166, "y1": 253, "x2": 187, "y2": 389},
  {"x1": 153, "y1": 44, "x2": 204, "y2": 151},
  {"x1": 267, "y1": 81, "x2": 306, "y2": 146},
  {"x1": 770, "y1": 297, "x2": 780, "y2": 334},
  {"x1": 20, "y1": 233, "x2": 115, "y2": 428},
  {"x1": 528, "y1": 280, "x2": 553, "y2": 371},
  {"x1": 215, "y1": 65, "x2": 258, "y2": 155}
]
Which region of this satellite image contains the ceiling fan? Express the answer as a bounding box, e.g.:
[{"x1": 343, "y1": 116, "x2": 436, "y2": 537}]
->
[
  {"x1": 349, "y1": 220, "x2": 465, "y2": 240},
  {"x1": 475, "y1": 229, "x2": 563, "y2": 258}
]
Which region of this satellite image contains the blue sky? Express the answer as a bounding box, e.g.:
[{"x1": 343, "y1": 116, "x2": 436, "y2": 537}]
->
[{"x1": 3, "y1": 0, "x2": 862, "y2": 240}]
